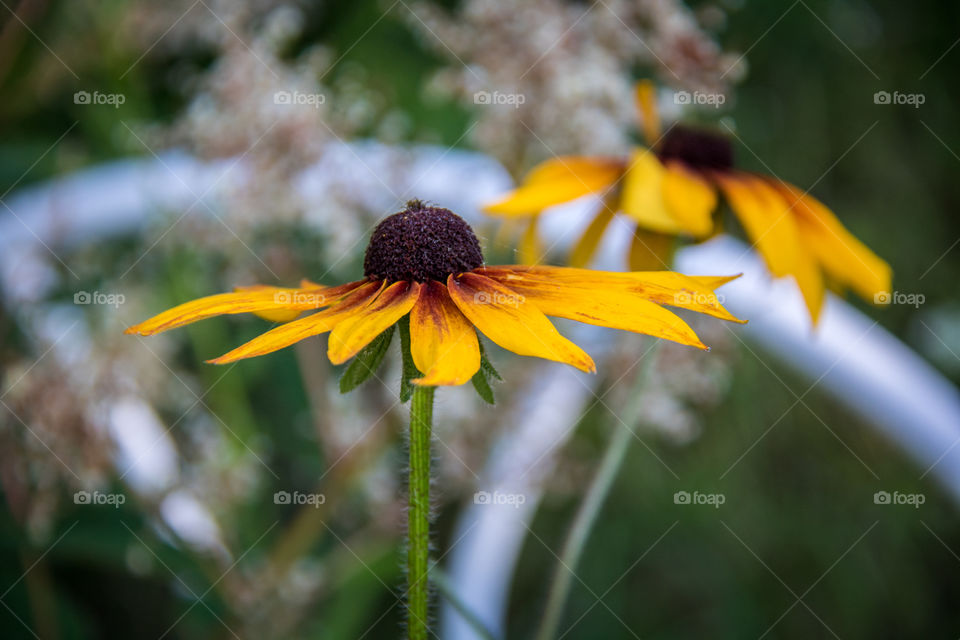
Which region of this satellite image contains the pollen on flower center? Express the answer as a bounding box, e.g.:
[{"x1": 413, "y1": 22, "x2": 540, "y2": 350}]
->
[
  {"x1": 363, "y1": 200, "x2": 484, "y2": 283},
  {"x1": 656, "y1": 125, "x2": 734, "y2": 172}
]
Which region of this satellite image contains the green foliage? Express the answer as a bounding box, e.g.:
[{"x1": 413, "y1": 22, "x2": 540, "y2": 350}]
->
[{"x1": 339, "y1": 325, "x2": 395, "y2": 393}]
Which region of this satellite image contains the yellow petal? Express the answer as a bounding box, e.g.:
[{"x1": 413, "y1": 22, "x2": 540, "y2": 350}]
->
[
  {"x1": 772, "y1": 181, "x2": 892, "y2": 304},
  {"x1": 409, "y1": 281, "x2": 480, "y2": 386},
  {"x1": 628, "y1": 227, "x2": 675, "y2": 271},
  {"x1": 479, "y1": 266, "x2": 744, "y2": 324},
  {"x1": 569, "y1": 198, "x2": 616, "y2": 268},
  {"x1": 328, "y1": 280, "x2": 421, "y2": 365},
  {"x1": 446, "y1": 273, "x2": 595, "y2": 373},
  {"x1": 233, "y1": 285, "x2": 303, "y2": 323},
  {"x1": 662, "y1": 161, "x2": 716, "y2": 237},
  {"x1": 620, "y1": 149, "x2": 697, "y2": 235},
  {"x1": 490, "y1": 270, "x2": 708, "y2": 349},
  {"x1": 484, "y1": 156, "x2": 623, "y2": 216},
  {"x1": 519, "y1": 214, "x2": 543, "y2": 265},
  {"x1": 635, "y1": 80, "x2": 661, "y2": 146},
  {"x1": 126, "y1": 281, "x2": 364, "y2": 336},
  {"x1": 206, "y1": 281, "x2": 384, "y2": 364}
]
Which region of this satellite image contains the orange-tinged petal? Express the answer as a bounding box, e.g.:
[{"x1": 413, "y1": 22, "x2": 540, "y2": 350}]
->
[
  {"x1": 447, "y1": 273, "x2": 595, "y2": 373},
  {"x1": 491, "y1": 271, "x2": 708, "y2": 349},
  {"x1": 125, "y1": 281, "x2": 365, "y2": 336},
  {"x1": 409, "y1": 281, "x2": 480, "y2": 386},
  {"x1": 478, "y1": 266, "x2": 744, "y2": 324},
  {"x1": 328, "y1": 281, "x2": 421, "y2": 365},
  {"x1": 771, "y1": 180, "x2": 892, "y2": 303},
  {"x1": 628, "y1": 227, "x2": 675, "y2": 271},
  {"x1": 484, "y1": 156, "x2": 623, "y2": 216},
  {"x1": 662, "y1": 161, "x2": 716, "y2": 237},
  {"x1": 206, "y1": 281, "x2": 384, "y2": 364},
  {"x1": 569, "y1": 198, "x2": 616, "y2": 268},
  {"x1": 714, "y1": 172, "x2": 800, "y2": 278}
]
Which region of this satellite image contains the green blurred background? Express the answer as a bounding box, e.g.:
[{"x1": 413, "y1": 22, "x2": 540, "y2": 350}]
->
[{"x1": 2, "y1": 0, "x2": 959, "y2": 638}]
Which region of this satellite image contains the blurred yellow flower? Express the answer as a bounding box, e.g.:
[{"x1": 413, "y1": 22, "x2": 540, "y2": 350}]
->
[{"x1": 485, "y1": 81, "x2": 891, "y2": 323}]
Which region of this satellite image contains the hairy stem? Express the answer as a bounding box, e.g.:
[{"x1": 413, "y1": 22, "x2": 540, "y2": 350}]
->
[{"x1": 407, "y1": 384, "x2": 435, "y2": 640}]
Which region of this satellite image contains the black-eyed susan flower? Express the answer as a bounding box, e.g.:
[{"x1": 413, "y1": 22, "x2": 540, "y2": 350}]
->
[
  {"x1": 126, "y1": 200, "x2": 744, "y2": 387},
  {"x1": 485, "y1": 81, "x2": 891, "y2": 323}
]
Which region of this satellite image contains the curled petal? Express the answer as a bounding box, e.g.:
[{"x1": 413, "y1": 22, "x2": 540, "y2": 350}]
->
[
  {"x1": 484, "y1": 156, "x2": 623, "y2": 216},
  {"x1": 328, "y1": 281, "x2": 421, "y2": 365}
]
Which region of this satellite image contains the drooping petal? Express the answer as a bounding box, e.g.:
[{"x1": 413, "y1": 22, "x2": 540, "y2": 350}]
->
[
  {"x1": 771, "y1": 180, "x2": 892, "y2": 303},
  {"x1": 409, "y1": 281, "x2": 480, "y2": 386},
  {"x1": 488, "y1": 269, "x2": 709, "y2": 349},
  {"x1": 328, "y1": 280, "x2": 421, "y2": 365},
  {"x1": 484, "y1": 156, "x2": 623, "y2": 216},
  {"x1": 635, "y1": 79, "x2": 661, "y2": 147},
  {"x1": 447, "y1": 273, "x2": 595, "y2": 373},
  {"x1": 125, "y1": 281, "x2": 366, "y2": 336},
  {"x1": 206, "y1": 281, "x2": 384, "y2": 364},
  {"x1": 661, "y1": 161, "x2": 716, "y2": 237},
  {"x1": 569, "y1": 199, "x2": 616, "y2": 268},
  {"x1": 519, "y1": 214, "x2": 543, "y2": 265},
  {"x1": 714, "y1": 172, "x2": 802, "y2": 278},
  {"x1": 479, "y1": 266, "x2": 744, "y2": 324},
  {"x1": 628, "y1": 226, "x2": 675, "y2": 271}
]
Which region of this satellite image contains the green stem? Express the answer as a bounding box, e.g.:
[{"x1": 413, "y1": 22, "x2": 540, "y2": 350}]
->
[
  {"x1": 535, "y1": 341, "x2": 661, "y2": 640},
  {"x1": 407, "y1": 384, "x2": 435, "y2": 640}
]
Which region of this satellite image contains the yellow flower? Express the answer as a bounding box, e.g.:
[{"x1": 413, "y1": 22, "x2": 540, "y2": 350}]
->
[
  {"x1": 485, "y1": 81, "x2": 891, "y2": 323},
  {"x1": 126, "y1": 201, "x2": 744, "y2": 386}
]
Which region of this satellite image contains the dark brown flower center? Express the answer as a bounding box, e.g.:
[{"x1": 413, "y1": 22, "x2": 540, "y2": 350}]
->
[
  {"x1": 363, "y1": 200, "x2": 484, "y2": 282},
  {"x1": 656, "y1": 125, "x2": 734, "y2": 172}
]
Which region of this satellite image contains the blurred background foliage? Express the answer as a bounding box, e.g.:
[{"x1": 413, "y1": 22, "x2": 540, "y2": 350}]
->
[{"x1": 2, "y1": 0, "x2": 960, "y2": 638}]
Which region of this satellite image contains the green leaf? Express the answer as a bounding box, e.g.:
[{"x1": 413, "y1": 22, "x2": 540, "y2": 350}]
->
[
  {"x1": 398, "y1": 316, "x2": 422, "y2": 402},
  {"x1": 478, "y1": 340, "x2": 502, "y2": 381},
  {"x1": 338, "y1": 325, "x2": 395, "y2": 393},
  {"x1": 471, "y1": 369, "x2": 495, "y2": 404}
]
